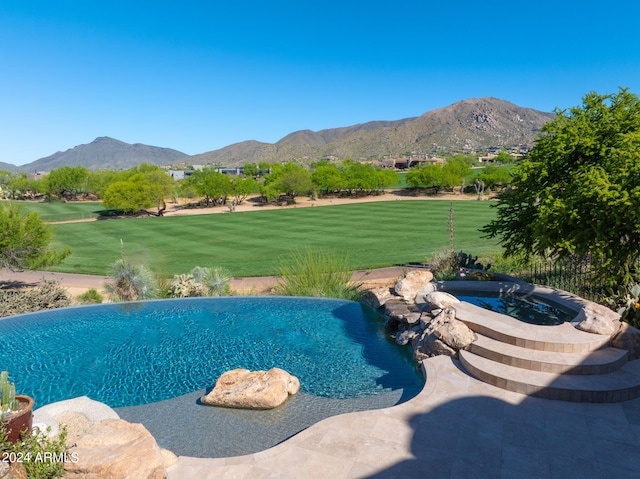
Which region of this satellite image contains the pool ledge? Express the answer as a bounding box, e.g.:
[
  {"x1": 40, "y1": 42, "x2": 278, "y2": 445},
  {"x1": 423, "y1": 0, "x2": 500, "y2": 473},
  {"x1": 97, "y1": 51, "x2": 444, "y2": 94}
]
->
[{"x1": 166, "y1": 354, "x2": 640, "y2": 478}]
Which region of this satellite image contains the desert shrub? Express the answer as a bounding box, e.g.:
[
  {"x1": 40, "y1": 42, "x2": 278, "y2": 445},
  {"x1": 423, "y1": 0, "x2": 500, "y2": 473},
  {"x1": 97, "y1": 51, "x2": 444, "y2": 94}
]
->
[
  {"x1": 275, "y1": 247, "x2": 363, "y2": 301},
  {"x1": 0, "y1": 280, "x2": 71, "y2": 318},
  {"x1": 0, "y1": 426, "x2": 70, "y2": 479},
  {"x1": 191, "y1": 266, "x2": 232, "y2": 296},
  {"x1": 104, "y1": 258, "x2": 159, "y2": 302},
  {"x1": 426, "y1": 249, "x2": 458, "y2": 281},
  {"x1": 76, "y1": 288, "x2": 103, "y2": 304},
  {"x1": 605, "y1": 284, "x2": 640, "y2": 328},
  {"x1": 167, "y1": 267, "x2": 232, "y2": 298},
  {"x1": 168, "y1": 273, "x2": 207, "y2": 298}
]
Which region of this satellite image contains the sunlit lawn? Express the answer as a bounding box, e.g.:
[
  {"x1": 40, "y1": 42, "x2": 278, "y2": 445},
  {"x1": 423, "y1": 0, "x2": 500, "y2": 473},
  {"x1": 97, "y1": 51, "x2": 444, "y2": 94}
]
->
[
  {"x1": 48, "y1": 200, "x2": 500, "y2": 277},
  {"x1": 2, "y1": 200, "x2": 108, "y2": 222}
]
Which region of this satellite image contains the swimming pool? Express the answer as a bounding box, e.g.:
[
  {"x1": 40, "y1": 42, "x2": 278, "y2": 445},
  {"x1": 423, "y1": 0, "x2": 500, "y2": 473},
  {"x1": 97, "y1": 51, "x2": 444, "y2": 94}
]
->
[
  {"x1": 0, "y1": 297, "x2": 423, "y2": 409},
  {"x1": 448, "y1": 292, "x2": 576, "y2": 326}
]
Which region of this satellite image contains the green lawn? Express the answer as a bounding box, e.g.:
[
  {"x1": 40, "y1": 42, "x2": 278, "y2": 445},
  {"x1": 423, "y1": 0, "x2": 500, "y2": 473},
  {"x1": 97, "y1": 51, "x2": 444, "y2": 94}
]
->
[
  {"x1": 48, "y1": 200, "x2": 500, "y2": 277},
  {"x1": 2, "y1": 200, "x2": 107, "y2": 222}
]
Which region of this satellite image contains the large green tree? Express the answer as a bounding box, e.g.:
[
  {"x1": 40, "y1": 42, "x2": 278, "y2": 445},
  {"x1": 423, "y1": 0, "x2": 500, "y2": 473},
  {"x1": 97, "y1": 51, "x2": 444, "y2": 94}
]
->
[
  {"x1": 265, "y1": 163, "x2": 313, "y2": 199},
  {"x1": 102, "y1": 164, "x2": 174, "y2": 215},
  {"x1": 46, "y1": 166, "x2": 89, "y2": 200},
  {"x1": 186, "y1": 168, "x2": 232, "y2": 206},
  {"x1": 0, "y1": 203, "x2": 70, "y2": 270},
  {"x1": 483, "y1": 88, "x2": 640, "y2": 286}
]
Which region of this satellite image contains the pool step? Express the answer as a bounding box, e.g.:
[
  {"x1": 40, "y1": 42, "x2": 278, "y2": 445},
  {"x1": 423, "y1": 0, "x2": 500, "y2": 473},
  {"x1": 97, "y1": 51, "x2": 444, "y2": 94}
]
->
[
  {"x1": 453, "y1": 301, "x2": 610, "y2": 353},
  {"x1": 459, "y1": 350, "x2": 640, "y2": 402},
  {"x1": 469, "y1": 333, "x2": 629, "y2": 375},
  {"x1": 453, "y1": 300, "x2": 640, "y2": 402}
]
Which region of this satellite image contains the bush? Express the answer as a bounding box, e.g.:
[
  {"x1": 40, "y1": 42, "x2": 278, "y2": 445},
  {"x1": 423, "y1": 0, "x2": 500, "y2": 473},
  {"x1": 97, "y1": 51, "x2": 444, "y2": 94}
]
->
[
  {"x1": 275, "y1": 247, "x2": 363, "y2": 301},
  {"x1": 76, "y1": 288, "x2": 103, "y2": 304},
  {"x1": 0, "y1": 426, "x2": 70, "y2": 478},
  {"x1": 104, "y1": 258, "x2": 159, "y2": 302},
  {"x1": 0, "y1": 280, "x2": 71, "y2": 318},
  {"x1": 191, "y1": 266, "x2": 232, "y2": 296},
  {"x1": 605, "y1": 284, "x2": 640, "y2": 328},
  {"x1": 167, "y1": 267, "x2": 232, "y2": 298}
]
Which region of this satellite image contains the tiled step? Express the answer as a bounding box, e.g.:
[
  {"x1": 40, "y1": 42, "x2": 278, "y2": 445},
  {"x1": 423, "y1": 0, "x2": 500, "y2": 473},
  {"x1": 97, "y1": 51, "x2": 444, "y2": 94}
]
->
[
  {"x1": 469, "y1": 333, "x2": 629, "y2": 375},
  {"x1": 459, "y1": 350, "x2": 640, "y2": 402},
  {"x1": 453, "y1": 301, "x2": 611, "y2": 353}
]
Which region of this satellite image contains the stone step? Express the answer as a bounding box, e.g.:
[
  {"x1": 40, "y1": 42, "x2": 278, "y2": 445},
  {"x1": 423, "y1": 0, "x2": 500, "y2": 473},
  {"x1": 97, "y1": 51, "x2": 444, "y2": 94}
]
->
[
  {"x1": 459, "y1": 350, "x2": 640, "y2": 402},
  {"x1": 453, "y1": 301, "x2": 611, "y2": 353},
  {"x1": 469, "y1": 333, "x2": 629, "y2": 375}
]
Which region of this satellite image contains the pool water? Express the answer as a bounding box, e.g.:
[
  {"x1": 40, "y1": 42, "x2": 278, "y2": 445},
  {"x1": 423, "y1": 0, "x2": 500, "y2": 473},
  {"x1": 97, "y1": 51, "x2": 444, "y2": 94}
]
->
[
  {"x1": 0, "y1": 297, "x2": 423, "y2": 408},
  {"x1": 451, "y1": 293, "x2": 576, "y2": 326}
]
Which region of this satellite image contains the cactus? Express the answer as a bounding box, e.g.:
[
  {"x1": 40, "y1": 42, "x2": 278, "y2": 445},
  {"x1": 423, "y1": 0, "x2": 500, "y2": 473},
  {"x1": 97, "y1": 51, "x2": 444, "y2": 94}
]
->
[{"x1": 1, "y1": 370, "x2": 19, "y2": 415}]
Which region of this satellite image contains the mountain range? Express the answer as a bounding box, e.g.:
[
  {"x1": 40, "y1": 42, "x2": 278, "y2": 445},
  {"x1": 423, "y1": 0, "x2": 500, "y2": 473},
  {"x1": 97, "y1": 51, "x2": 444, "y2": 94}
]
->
[{"x1": 6, "y1": 97, "x2": 554, "y2": 172}]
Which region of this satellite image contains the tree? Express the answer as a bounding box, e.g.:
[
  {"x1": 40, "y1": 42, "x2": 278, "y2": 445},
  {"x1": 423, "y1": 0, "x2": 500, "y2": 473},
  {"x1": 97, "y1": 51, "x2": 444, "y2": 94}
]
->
[
  {"x1": 186, "y1": 168, "x2": 232, "y2": 206},
  {"x1": 264, "y1": 163, "x2": 313, "y2": 199},
  {"x1": 85, "y1": 169, "x2": 126, "y2": 198},
  {"x1": 493, "y1": 151, "x2": 516, "y2": 164},
  {"x1": 311, "y1": 164, "x2": 346, "y2": 195},
  {"x1": 229, "y1": 176, "x2": 257, "y2": 205},
  {"x1": 482, "y1": 88, "x2": 640, "y2": 286},
  {"x1": 46, "y1": 166, "x2": 89, "y2": 200},
  {"x1": 443, "y1": 157, "x2": 472, "y2": 192},
  {"x1": 477, "y1": 165, "x2": 512, "y2": 190},
  {"x1": 102, "y1": 164, "x2": 174, "y2": 215},
  {"x1": 0, "y1": 203, "x2": 70, "y2": 270},
  {"x1": 242, "y1": 163, "x2": 259, "y2": 177},
  {"x1": 406, "y1": 164, "x2": 447, "y2": 193},
  {"x1": 342, "y1": 161, "x2": 378, "y2": 195}
]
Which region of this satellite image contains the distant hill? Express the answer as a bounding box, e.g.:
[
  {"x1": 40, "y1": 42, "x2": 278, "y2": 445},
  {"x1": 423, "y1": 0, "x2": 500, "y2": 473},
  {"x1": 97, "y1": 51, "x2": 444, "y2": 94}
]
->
[
  {"x1": 0, "y1": 161, "x2": 18, "y2": 173},
  {"x1": 187, "y1": 97, "x2": 554, "y2": 167},
  {"x1": 5, "y1": 97, "x2": 554, "y2": 172},
  {"x1": 17, "y1": 137, "x2": 188, "y2": 172}
]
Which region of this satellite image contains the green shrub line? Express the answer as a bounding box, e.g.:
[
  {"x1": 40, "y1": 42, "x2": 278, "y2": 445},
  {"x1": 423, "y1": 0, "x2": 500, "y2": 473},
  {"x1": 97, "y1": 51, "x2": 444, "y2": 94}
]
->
[{"x1": 47, "y1": 200, "x2": 499, "y2": 277}]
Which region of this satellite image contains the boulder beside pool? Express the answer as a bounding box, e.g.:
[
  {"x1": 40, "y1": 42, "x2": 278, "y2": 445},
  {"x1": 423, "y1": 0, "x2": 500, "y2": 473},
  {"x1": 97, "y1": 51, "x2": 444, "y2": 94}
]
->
[{"x1": 201, "y1": 368, "x2": 300, "y2": 410}]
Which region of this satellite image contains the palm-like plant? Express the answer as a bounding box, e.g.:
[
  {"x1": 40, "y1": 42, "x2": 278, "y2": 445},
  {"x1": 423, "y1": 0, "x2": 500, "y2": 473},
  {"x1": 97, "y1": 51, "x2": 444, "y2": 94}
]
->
[
  {"x1": 191, "y1": 266, "x2": 232, "y2": 296},
  {"x1": 105, "y1": 258, "x2": 159, "y2": 301}
]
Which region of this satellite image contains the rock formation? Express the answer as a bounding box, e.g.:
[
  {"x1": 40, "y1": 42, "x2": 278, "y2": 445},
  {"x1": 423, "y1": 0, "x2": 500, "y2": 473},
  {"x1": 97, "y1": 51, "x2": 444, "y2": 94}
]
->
[
  {"x1": 63, "y1": 419, "x2": 177, "y2": 479},
  {"x1": 201, "y1": 368, "x2": 300, "y2": 409}
]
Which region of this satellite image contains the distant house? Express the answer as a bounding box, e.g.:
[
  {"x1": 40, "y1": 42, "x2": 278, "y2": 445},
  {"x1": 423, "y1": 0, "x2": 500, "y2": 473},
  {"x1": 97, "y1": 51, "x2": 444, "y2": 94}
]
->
[
  {"x1": 167, "y1": 170, "x2": 194, "y2": 181},
  {"x1": 387, "y1": 156, "x2": 444, "y2": 169}
]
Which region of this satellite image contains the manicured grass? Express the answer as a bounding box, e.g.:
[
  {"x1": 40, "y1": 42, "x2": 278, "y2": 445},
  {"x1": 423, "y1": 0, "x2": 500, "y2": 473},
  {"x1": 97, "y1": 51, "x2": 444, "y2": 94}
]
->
[
  {"x1": 2, "y1": 200, "x2": 107, "y2": 222},
  {"x1": 49, "y1": 200, "x2": 500, "y2": 277}
]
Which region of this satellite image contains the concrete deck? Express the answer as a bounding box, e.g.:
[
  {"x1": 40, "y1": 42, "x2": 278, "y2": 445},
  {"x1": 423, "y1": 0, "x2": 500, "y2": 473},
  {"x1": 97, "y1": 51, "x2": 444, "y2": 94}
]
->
[{"x1": 166, "y1": 355, "x2": 640, "y2": 478}]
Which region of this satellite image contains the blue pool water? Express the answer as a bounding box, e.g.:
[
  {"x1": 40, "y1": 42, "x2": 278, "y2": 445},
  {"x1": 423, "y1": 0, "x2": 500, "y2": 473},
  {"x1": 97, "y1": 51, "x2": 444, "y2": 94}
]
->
[
  {"x1": 451, "y1": 292, "x2": 576, "y2": 326},
  {"x1": 0, "y1": 297, "x2": 423, "y2": 408}
]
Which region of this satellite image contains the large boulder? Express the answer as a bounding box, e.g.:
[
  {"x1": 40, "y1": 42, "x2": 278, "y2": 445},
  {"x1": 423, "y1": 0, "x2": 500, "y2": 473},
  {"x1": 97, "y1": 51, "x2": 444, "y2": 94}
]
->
[
  {"x1": 64, "y1": 419, "x2": 177, "y2": 479},
  {"x1": 395, "y1": 326, "x2": 421, "y2": 346},
  {"x1": 361, "y1": 287, "x2": 394, "y2": 309},
  {"x1": 434, "y1": 319, "x2": 476, "y2": 350},
  {"x1": 413, "y1": 333, "x2": 456, "y2": 361},
  {"x1": 201, "y1": 368, "x2": 300, "y2": 410},
  {"x1": 576, "y1": 302, "x2": 622, "y2": 336},
  {"x1": 383, "y1": 299, "x2": 422, "y2": 325},
  {"x1": 424, "y1": 291, "x2": 460, "y2": 310},
  {"x1": 33, "y1": 396, "x2": 120, "y2": 438},
  {"x1": 612, "y1": 322, "x2": 640, "y2": 360},
  {"x1": 395, "y1": 269, "x2": 434, "y2": 302}
]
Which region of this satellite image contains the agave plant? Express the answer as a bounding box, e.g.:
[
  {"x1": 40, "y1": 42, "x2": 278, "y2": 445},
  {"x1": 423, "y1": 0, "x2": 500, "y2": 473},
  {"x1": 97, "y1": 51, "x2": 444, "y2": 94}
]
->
[
  {"x1": 191, "y1": 266, "x2": 232, "y2": 296},
  {"x1": 104, "y1": 258, "x2": 159, "y2": 302}
]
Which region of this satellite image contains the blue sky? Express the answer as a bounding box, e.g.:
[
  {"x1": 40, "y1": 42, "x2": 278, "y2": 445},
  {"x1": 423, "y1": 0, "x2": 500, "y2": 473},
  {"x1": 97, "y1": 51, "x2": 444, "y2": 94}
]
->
[{"x1": 2, "y1": 0, "x2": 639, "y2": 166}]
